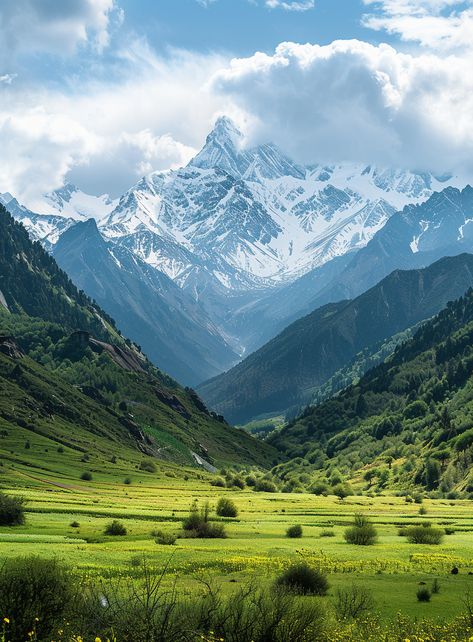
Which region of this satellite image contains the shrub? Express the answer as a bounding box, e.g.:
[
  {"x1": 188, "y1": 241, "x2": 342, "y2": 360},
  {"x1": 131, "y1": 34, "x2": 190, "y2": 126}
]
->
[
  {"x1": 80, "y1": 471, "x2": 92, "y2": 481},
  {"x1": 432, "y1": 579, "x2": 440, "y2": 594},
  {"x1": 182, "y1": 502, "x2": 227, "y2": 538},
  {"x1": 105, "y1": 520, "x2": 127, "y2": 536},
  {"x1": 406, "y1": 526, "x2": 444, "y2": 545},
  {"x1": 286, "y1": 524, "x2": 303, "y2": 538},
  {"x1": 154, "y1": 530, "x2": 177, "y2": 545},
  {"x1": 344, "y1": 514, "x2": 377, "y2": 546},
  {"x1": 70, "y1": 520, "x2": 80, "y2": 528},
  {"x1": 311, "y1": 482, "x2": 328, "y2": 496},
  {"x1": 139, "y1": 460, "x2": 157, "y2": 473},
  {"x1": 417, "y1": 587, "x2": 431, "y2": 602},
  {"x1": 216, "y1": 497, "x2": 238, "y2": 518},
  {"x1": 254, "y1": 479, "x2": 277, "y2": 493},
  {"x1": 332, "y1": 482, "x2": 353, "y2": 499},
  {"x1": 124, "y1": 477, "x2": 132, "y2": 485},
  {"x1": 210, "y1": 476, "x2": 226, "y2": 487},
  {"x1": 336, "y1": 585, "x2": 375, "y2": 620},
  {"x1": 232, "y1": 475, "x2": 245, "y2": 489},
  {"x1": 0, "y1": 556, "x2": 73, "y2": 641},
  {"x1": 419, "y1": 506, "x2": 428, "y2": 515},
  {"x1": 275, "y1": 563, "x2": 329, "y2": 595},
  {"x1": 245, "y1": 474, "x2": 257, "y2": 487},
  {"x1": 0, "y1": 491, "x2": 26, "y2": 526}
]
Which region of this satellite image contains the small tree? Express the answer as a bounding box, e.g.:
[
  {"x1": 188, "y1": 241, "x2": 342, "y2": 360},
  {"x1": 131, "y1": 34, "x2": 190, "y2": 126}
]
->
[
  {"x1": 286, "y1": 524, "x2": 303, "y2": 538},
  {"x1": 275, "y1": 563, "x2": 329, "y2": 595},
  {"x1": 216, "y1": 497, "x2": 238, "y2": 517},
  {"x1": 105, "y1": 520, "x2": 127, "y2": 536},
  {"x1": 344, "y1": 514, "x2": 377, "y2": 546},
  {"x1": 0, "y1": 492, "x2": 26, "y2": 526}
]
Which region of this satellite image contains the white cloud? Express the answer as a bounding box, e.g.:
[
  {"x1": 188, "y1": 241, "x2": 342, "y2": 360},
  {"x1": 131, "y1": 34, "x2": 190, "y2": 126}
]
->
[
  {"x1": 265, "y1": 1, "x2": 315, "y2": 10},
  {"x1": 0, "y1": 0, "x2": 120, "y2": 64},
  {"x1": 0, "y1": 73, "x2": 16, "y2": 84},
  {"x1": 212, "y1": 40, "x2": 473, "y2": 175},
  {"x1": 0, "y1": 44, "x2": 230, "y2": 203},
  {"x1": 363, "y1": 0, "x2": 473, "y2": 50}
]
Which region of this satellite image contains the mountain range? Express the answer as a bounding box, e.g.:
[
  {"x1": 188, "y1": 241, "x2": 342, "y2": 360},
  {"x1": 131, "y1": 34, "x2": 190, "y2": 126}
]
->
[
  {"x1": 0, "y1": 202, "x2": 276, "y2": 471},
  {"x1": 2, "y1": 117, "x2": 469, "y2": 385},
  {"x1": 197, "y1": 252, "x2": 473, "y2": 423}
]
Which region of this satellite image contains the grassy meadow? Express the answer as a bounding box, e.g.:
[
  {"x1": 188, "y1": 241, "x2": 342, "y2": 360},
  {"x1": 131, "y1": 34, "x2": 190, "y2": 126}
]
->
[{"x1": 2, "y1": 452, "x2": 473, "y2": 628}]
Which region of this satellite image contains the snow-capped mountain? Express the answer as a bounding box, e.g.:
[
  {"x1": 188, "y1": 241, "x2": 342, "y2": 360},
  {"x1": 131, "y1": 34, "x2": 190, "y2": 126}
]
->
[
  {"x1": 1, "y1": 184, "x2": 117, "y2": 249},
  {"x1": 2, "y1": 117, "x2": 471, "y2": 381},
  {"x1": 34, "y1": 183, "x2": 117, "y2": 222},
  {"x1": 99, "y1": 116, "x2": 464, "y2": 293}
]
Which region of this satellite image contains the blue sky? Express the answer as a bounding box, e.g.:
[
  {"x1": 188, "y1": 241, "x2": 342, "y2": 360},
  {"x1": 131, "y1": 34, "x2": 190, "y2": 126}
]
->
[
  {"x1": 0, "y1": 0, "x2": 472, "y2": 203},
  {"x1": 120, "y1": 0, "x2": 388, "y2": 56}
]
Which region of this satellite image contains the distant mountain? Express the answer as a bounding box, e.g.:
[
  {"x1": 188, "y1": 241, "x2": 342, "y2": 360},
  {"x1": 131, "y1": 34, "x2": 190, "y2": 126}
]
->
[
  {"x1": 0, "y1": 203, "x2": 276, "y2": 468},
  {"x1": 53, "y1": 219, "x2": 238, "y2": 385},
  {"x1": 3, "y1": 119, "x2": 468, "y2": 374},
  {"x1": 198, "y1": 253, "x2": 473, "y2": 423},
  {"x1": 305, "y1": 185, "x2": 473, "y2": 313},
  {"x1": 269, "y1": 286, "x2": 473, "y2": 494},
  {"x1": 100, "y1": 117, "x2": 457, "y2": 298}
]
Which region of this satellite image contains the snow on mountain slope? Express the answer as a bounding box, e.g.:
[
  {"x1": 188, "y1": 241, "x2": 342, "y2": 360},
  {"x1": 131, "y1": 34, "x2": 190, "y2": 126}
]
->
[
  {"x1": 3, "y1": 117, "x2": 464, "y2": 295},
  {"x1": 99, "y1": 117, "x2": 463, "y2": 291},
  {"x1": 33, "y1": 183, "x2": 117, "y2": 221}
]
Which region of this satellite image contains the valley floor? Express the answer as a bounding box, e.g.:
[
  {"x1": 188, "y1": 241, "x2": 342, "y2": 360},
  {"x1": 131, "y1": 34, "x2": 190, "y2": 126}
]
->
[{"x1": 2, "y1": 464, "x2": 473, "y2": 629}]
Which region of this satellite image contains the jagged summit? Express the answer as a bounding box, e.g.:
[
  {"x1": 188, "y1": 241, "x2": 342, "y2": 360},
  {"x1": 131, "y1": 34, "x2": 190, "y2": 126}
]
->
[{"x1": 189, "y1": 116, "x2": 245, "y2": 176}]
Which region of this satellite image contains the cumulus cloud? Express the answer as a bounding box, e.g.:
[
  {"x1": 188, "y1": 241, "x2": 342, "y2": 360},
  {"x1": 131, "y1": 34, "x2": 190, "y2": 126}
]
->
[
  {"x1": 212, "y1": 40, "x2": 473, "y2": 175},
  {"x1": 0, "y1": 0, "x2": 120, "y2": 64},
  {"x1": 0, "y1": 44, "x2": 230, "y2": 203},
  {"x1": 363, "y1": 0, "x2": 473, "y2": 50}
]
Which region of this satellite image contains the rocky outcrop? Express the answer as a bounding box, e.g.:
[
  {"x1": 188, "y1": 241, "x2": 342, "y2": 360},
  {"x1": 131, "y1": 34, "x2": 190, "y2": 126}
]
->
[{"x1": 0, "y1": 336, "x2": 24, "y2": 359}]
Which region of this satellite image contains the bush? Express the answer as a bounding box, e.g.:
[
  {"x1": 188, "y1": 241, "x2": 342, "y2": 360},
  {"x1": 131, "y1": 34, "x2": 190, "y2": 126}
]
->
[
  {"x1": 124, "y1": 477, "x2": 132, "y2": 485},
  {"x1": 332, "y1": 482, "x2": 353, "y2": 499},
  {"x1": 406, "y1": 526, "x2": 444, "y2": 545},
  {"x1": 0, "y1": 556, "x2": 73, "y2": 641},
  {"x1": 216, "y1": 497, "x2": 238, "y2": 518},
  {"x1": 153, "y1": 529, "x2": 177, "y2": 545},
  {"x1": 245, "y1": 474, "x2": 257, "y2": 487},
  {"x1": 344, "y1": 514, "x2": 377, "y2": 546},
  {"x1": 210, "y1": 476, "x2": 226, "y2": 487},
  {"x1": 275, "y1": 563, "x2": 329, "y2": 595},
  {"x1": 182, "y1": 502, "x2": 227, "y2": 538},
  {"x1": 286, "y1": 524, "x2": 303, "y2": 538},
  {"x1": 336, "y1": 585, "x2": 375, "y2": 620},
  {"x1": 80, "y1": 471, "x2": 93, "y2": 481},
  {"x1": 0, "y1": 491, "x2": 26, "y2": 526},
  {"x1": 311, "y1": 482, "x2": 328, "y2": 496},
  {"x1": 105, "y1": 520, "x2": 127, "y2": 536},
  {"x1": 417, "y1": 587, "x2": 431, "y2": 602},
  {"x1": 432, "y1": 579, "x2": 440, "y2": 594},
  {"x1": 70, "y1": 520, "x2": 80, "y2": 528},
  {"x1": 254, "y1": 479, "x2": 277, "y2": 493},
  {"x1": 139, "y1": 460, "x2": 157, "y2": 473}
]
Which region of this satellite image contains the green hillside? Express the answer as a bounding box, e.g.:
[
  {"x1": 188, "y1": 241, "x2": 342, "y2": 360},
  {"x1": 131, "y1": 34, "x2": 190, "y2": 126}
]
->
[
  {"x1": 269, "y1": 287, "x2": 473, "y2": 495},
  {"x1": 199, "y1": 253, "x2": 473, "y2": 424},
  {"x1": 0, "y1": 204, "x2": 277, "y2": 472}
]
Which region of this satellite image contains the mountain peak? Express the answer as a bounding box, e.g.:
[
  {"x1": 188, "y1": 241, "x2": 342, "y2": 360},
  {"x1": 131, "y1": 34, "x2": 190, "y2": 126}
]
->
[{"x1": 188, "y1": 116, "x2": 245, "y2": 176}]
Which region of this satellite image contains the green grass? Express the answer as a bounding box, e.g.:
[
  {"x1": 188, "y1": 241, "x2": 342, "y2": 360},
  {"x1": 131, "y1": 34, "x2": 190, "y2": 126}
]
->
[{"x1": 2, "y1": 454, "x2": 473, "y2": 624}]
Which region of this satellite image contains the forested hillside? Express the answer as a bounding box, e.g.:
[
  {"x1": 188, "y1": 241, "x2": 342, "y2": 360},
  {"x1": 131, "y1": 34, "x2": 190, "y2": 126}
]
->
[
  {"x1": 199, "y1": 254, "x2": 473, "y2": 423},
  {"x1": 270, "y1": 287, "x2": 473, "y2": 495},
  {"x1": 0, "y1": 205, "x2": 277, "y2": 470}
]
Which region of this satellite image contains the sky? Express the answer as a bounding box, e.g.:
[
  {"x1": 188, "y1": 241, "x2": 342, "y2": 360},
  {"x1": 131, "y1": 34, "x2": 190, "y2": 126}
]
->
[{"x1": 0, "y1": 0, "x2": 472, "y2": 206}]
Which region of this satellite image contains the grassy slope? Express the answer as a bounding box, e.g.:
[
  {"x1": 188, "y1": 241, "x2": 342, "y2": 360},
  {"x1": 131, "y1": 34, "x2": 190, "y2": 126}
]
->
[{"x1": 0, "y1": 204, "x2": 277, "y2": 470}]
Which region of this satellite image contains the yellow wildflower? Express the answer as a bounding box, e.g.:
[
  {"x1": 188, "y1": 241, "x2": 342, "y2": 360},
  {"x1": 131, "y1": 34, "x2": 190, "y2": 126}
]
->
[{"x1": 3, "y1": 618, "x2": 9, "y2": 624}]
